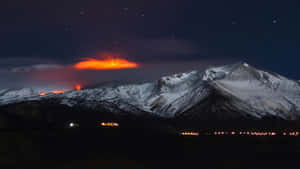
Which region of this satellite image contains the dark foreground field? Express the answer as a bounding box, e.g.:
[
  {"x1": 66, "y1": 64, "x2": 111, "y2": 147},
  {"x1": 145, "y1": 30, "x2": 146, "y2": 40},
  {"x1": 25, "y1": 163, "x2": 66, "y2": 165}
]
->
[{"x1": 1, "y1": 127, "x2": 300, "y2": 169}]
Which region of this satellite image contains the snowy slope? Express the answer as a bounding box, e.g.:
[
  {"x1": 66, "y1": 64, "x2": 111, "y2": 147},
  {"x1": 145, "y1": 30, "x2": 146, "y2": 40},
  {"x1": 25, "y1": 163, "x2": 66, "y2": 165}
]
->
[
  {"x1": 202, "y1": 62, "x2": 300, "y2": 119},
  {"x1": 0, "y1": 87, "x2": 70, "y2": 105},
  {"x1": 1, "y1": 62, "x2": 300, "y2": 120},
  {"x1": 59, "y1": 70, "x2": 207, "y2": 117}
]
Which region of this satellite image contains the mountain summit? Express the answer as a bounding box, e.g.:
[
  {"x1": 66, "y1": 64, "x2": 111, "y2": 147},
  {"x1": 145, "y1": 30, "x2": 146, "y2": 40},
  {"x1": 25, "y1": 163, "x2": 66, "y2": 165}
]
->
[{"x1": 1, "y1": 62, "x2": 300, "y2": 120}]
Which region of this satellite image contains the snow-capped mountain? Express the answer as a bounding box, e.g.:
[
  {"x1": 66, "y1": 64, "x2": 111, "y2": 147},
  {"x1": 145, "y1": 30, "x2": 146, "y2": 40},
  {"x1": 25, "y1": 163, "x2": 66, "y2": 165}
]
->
[
  {"x1": 182, "y1": 63, "x2": 300, "y2": 120},
  {"x1": 1, "y1": 62, "x2": 300, "y2": 120}
]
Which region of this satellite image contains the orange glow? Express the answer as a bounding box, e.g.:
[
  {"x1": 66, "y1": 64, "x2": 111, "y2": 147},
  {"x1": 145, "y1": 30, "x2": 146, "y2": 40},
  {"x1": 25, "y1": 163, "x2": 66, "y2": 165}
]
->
[
  {"x1": 52, "y1": 90, "x2": 65, "y2": 94},
  {"x1": 39, "y1": 90, "x2": 65, "y2": 96},
  {"x1": 180, "y1": 132, "x2": 199, "y2": 136},
  {"x1": 73, "y1": 58, "x2": 138, "y2": 70},
  {"x1": 179, "y1": 130, "x2": 300, "y2": 136},
  {"x1": 100, "y1": 122, "x2": 119, "y2": 127},
  {"x1": 40, "y1": 92, "x2": 47, "y2": 96},
  {"x1": 209, "y1": 130, "x2": 287, "y2": 136},
  {"x1": 75, "y1": 84, "x2": 82, "y2": 90}
]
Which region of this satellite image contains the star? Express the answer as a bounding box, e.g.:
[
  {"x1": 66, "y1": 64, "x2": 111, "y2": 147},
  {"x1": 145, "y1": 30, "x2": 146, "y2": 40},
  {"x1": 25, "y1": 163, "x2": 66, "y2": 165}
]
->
[
  {"x1": 64, "y1": 25, "x2": 71, "y2": 32},
  {"x1": 80, "y1": 9, "x2": 86, "y2": 16},
  {"x1": 137, "y1": 11, "x2": 145, "y2": 17},
  {"x1": 231, "y1": 21, "x2": 237, "y2": 25},
  {"x1": 121, "y1": 7, "x2": 129, "y2": 16}
]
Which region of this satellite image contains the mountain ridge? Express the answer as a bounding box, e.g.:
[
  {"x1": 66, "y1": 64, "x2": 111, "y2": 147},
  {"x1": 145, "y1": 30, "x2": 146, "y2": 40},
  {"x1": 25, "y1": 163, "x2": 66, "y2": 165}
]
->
[{"x1": 1, "y1": 62, "x2": 300, "y2": 120}]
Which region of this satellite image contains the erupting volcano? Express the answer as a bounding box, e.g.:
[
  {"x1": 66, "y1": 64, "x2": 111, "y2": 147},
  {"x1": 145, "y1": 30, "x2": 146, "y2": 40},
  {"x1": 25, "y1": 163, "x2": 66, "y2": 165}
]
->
[
  {"x1": 2, "y1": 62, "x2": 300, "y2": 121},
  {"x1": 73, "y1": 57, "x2": 138, "y2": 70},
  {"x1": 75, "y1": 84, "x2": 82, "y2": 90}
]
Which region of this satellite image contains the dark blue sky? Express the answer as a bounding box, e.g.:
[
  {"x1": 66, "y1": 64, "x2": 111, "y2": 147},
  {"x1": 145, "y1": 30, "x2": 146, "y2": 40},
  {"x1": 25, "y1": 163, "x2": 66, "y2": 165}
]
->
[{"x1": 1, "y1": 0, "x2": 300, "y2": 80}]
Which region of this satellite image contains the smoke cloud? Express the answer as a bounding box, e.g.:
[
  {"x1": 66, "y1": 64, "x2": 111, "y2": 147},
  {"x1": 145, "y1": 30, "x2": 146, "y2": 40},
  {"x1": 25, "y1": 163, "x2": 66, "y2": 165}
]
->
[{"x1": 0, "y1": 59, "x2": 236, "y2": 89}]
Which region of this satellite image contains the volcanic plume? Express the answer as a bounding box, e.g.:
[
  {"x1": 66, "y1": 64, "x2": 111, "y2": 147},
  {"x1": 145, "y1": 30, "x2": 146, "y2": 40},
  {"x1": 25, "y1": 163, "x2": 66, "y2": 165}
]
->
[{"x1": 73, "y1": 57, "x2": 138, "y2": 70}]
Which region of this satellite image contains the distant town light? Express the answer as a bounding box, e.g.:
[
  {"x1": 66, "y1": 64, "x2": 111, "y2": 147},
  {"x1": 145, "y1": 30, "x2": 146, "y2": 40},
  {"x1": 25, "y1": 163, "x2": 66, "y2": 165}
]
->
[
  {"x1": 67, "y1": 121, "x2": 79, "y2": 128},
  {"x1": 180, "y1": 132, "x2": 199, "y2": 136},
  {"x1": 100, "y1": 122, "x2": 119, "y2": 127},
  {"x1": 204, "y1": 130, "x2": 298, "y2": 136},
  {"x1": 178, "y1": 129, "x2": 299, "y2": 137}
]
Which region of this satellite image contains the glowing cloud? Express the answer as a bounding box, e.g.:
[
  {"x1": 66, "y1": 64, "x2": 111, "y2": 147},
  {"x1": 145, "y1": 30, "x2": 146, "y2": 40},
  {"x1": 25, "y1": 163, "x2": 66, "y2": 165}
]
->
[{"x1": 73, "y1": 58, "x2": 138, "y2": 70}]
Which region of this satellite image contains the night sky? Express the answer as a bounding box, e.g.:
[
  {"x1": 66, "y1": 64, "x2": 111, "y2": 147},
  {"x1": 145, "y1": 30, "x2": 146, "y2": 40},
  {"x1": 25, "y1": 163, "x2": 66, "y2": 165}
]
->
[{"x1": 1, "y1": 0, "x2": 300, "y2": 88}]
